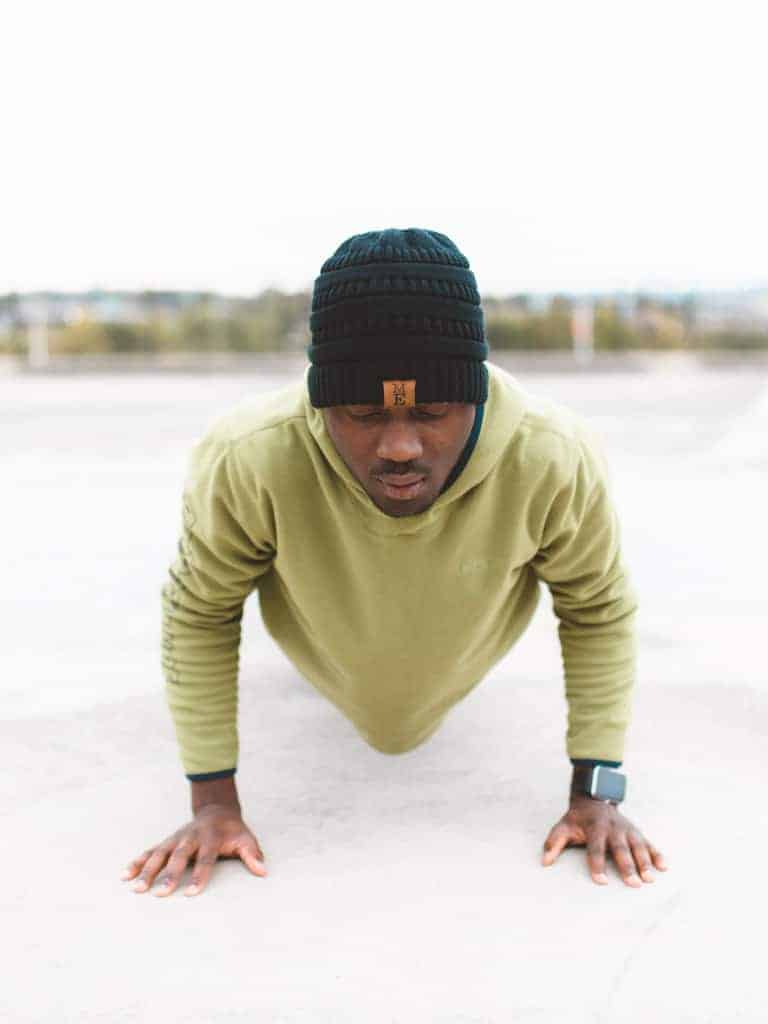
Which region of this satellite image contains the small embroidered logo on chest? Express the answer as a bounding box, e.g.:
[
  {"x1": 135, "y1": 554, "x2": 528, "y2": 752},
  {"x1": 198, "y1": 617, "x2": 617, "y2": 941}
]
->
[{"x1": 459, "y1": 557, "x2": 491, "y2": 576}]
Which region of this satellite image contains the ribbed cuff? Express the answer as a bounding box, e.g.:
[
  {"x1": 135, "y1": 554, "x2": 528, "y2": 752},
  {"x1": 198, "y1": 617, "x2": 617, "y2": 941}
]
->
[
  {"x1": 307, "y1": 356, "x2": 488, "y2": 408},
  {"x1": 185, "y1": 767, "x2": 237, "y2": 782},
  {"x1": 570, "y1": 758, "x2": 623, "y2": 769}
]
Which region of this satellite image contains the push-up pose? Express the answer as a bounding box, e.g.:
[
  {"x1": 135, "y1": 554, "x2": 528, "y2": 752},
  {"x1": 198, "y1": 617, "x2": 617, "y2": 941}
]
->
[{"x1": 122, "y1": 228, "x2": 667, "y2": 897}]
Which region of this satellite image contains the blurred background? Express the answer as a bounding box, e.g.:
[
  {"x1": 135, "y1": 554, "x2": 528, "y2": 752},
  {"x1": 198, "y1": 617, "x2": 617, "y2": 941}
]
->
[
  {"x1": 2, "y1": 2, "x2": 767, "y2": 374},
  {"x1": 4, "y1": 282, "x2": 768, "y2": 372},
  {"x1": 2, "y1": 2, "x2": 767, "y2": 1023}
]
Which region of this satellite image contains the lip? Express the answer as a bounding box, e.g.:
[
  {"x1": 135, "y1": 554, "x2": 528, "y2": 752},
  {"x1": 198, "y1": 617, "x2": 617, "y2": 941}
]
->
[
  {"x1": 378, "y1": 474, "x2": 425, "y2": 486},
  {"x1": 375, "y1": 475, "x2": 427, "y2": 501}
]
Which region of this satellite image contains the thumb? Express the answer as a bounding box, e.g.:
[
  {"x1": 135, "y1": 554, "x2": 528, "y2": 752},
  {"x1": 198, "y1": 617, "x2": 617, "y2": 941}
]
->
[
  {"x1": 541, "y1": 824, "x2": 572, "y2": 866},
  {"x1": 240, "y1": 846, "x2": 268, "y2": 877}
]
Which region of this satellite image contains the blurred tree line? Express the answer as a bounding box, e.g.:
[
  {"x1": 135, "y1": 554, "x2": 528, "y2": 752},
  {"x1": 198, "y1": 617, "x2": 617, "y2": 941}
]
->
[{"x1": 0, "y1": 288, "x2": 766, "y2": 356}]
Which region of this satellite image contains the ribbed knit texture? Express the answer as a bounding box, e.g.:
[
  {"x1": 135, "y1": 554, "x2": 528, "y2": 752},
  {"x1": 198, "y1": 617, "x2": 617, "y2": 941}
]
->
[{"x1": 307, "y1": 228, "x2": 489, "y2": 407}]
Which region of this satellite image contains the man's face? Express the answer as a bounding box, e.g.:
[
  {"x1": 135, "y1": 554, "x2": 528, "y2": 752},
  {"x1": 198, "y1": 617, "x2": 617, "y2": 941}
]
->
[{"x1": 322, "y1": 399, "x2": 476, "y2": 517}]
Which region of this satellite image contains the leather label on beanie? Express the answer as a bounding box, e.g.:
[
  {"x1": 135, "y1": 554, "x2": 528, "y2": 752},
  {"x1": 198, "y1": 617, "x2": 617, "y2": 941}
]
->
[{"x1": 382, "y1": 379, "x2": 416, "y2": 408}]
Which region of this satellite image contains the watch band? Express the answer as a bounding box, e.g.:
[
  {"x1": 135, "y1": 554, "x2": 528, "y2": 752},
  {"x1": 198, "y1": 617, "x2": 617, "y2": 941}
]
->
[{"x1": 571, "y1": 763, "x2": 627, "y2": 803}]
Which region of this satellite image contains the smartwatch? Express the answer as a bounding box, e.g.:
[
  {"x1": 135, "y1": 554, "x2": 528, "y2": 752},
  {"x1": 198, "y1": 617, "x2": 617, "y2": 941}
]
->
[{"x1": 571, "y1": 763, "x2": 627, "y2": 804}]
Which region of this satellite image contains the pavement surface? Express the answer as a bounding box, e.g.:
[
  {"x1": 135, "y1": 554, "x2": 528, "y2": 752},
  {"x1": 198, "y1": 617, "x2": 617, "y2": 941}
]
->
[{"x1": 1, "y1": 357, "x2": 766, "y2": 1023}]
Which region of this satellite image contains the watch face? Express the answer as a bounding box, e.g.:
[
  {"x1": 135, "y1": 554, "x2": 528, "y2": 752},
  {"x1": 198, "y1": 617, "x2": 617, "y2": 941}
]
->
[{"x1": 593, "y1": 767, "x2": 626, "y2": 802}]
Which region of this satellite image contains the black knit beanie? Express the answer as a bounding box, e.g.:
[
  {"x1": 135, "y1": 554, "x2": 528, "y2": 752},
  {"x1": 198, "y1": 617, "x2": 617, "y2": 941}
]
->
[{"x1": 307, "y1": 227, "x2": 489, "y2": 408}]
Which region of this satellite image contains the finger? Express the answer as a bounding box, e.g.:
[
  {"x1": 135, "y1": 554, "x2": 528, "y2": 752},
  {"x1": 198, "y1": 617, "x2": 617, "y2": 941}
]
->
[
  {"x1": 153, "y1": 840, "x2": 198, "y2": 898},
  {"x1": 239, "y1": 844, "x2": 268, "y2": 877},
  {"x1": 586, "y1": 832, "x2": 609, "y2": 884},
  {"x1": 183, "y1": 846, "x2": 219, "y2": 897},
  {"x1": 121, "y1": 848, "x2": 154, "y2": 881},
  {"x1": 646, "y1": 840, "x2": 668, "y2": 871},
  {"x1": 131, "y1": 847, "x2": 172, "y2": 893},
  {"x1": 541, "y1": 824, "x2": 571, "y2": 866},
  {"x1": 608, "y1": 833, "x2": 642, "y2": 888},
  {"x1": 627, "y1": 831, "x2": 656, "y2": 884}
]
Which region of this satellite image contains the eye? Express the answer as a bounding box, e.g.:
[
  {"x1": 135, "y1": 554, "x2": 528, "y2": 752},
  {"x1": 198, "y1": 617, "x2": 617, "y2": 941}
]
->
[{"x1": 349, "y1": 409, "x2": 383, "y2": 420}]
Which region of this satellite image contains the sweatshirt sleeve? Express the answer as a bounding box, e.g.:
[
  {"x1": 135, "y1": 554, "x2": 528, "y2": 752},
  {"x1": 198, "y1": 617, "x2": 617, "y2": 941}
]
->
[
  {"x1": 529, "y1": 426, "x2": 639, "y2": 763},
  {"x1": 161, "y1": 434, "x2": 275, "y2": 778}
]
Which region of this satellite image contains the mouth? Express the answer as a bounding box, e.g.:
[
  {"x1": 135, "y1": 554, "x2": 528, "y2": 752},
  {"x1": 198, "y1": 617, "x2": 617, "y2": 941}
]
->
[{"x1": 375, "y1": 474, "x2": 427, "y2": 501}]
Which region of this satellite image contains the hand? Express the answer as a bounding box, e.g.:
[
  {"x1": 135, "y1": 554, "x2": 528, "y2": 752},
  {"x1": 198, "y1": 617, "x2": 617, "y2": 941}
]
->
[
  {"x1": 541, "y1": 795, "x2": 668, "y2": 887},
  {"x1": 120, "y1": 803, "x2": 267, "y2": 897}
]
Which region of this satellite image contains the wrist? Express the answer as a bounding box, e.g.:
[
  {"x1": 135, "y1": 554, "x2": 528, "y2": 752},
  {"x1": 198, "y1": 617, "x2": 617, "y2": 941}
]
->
[{"x1": 190, "y1": 776, "x2": 241, "y2": 816}]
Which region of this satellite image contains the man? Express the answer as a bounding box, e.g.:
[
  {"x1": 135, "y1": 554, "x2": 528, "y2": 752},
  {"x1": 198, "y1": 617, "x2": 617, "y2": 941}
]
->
[{"x1": 122, "y1": 227, "x2": 668, "y2": 898}]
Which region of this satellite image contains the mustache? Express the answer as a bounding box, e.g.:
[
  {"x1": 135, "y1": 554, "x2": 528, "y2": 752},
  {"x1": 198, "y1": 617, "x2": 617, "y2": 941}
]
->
[{"x1": 372, "y1": 464, "x2": 429, "y2": 477}]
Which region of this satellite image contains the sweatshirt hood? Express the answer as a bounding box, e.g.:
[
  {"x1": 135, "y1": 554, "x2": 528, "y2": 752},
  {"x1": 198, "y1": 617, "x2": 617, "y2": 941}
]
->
[{"x1": 301, "y1": 359, "x2": 528, "y2": 537}]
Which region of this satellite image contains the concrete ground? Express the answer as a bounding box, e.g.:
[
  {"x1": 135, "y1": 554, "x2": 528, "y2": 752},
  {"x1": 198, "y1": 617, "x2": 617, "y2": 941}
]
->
[{"x1": 1, "y1": 357, "x2": 766, "y2": 1023}]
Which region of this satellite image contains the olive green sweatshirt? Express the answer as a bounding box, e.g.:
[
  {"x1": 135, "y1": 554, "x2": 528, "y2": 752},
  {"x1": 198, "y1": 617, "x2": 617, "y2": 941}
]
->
[{"x1": 161, "y1": 359, "x2": 638, "y2": 778}]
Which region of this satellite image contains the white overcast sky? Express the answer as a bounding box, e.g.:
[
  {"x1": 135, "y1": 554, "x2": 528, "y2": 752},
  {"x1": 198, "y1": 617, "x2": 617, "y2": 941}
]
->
[{"x1": 2, "y1": 0, "x2": 765, "y2": 296}]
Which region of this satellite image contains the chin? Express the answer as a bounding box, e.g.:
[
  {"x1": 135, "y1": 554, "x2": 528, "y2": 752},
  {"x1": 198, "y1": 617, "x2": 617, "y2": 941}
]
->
[
  {"x1": 378, "y1": 495, "x2": 435, "y2": 517},
  {"x1": 364, "y1": 478, "x2": 440, "y2": 517}
]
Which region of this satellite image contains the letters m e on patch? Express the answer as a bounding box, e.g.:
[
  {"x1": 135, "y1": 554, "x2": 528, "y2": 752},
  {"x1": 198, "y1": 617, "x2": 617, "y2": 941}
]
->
[{"x1": 382, "y1": 379, "x2": 416, "y2": 408}]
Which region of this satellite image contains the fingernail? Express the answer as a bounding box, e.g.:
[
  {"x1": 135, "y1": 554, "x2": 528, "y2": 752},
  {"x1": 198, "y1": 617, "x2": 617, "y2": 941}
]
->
[
  {"x1": 132, "y1": 881, "x2": 147, "y2": 892},
  {"x1": 120, "y1": 870, "x2": 131, "y2": 880},
  {"x1": 641, "y1": 870, "x2": 655, "y2": 883},
  {"x1": 594, "y1": 873, "x2": 608, "y2": 884},
  {"x1": 184, "y1": 885, "x2": 199, "y2": 896},
  {"x1": 627, "y1": 874, "x2": 642, "y2": 887}
]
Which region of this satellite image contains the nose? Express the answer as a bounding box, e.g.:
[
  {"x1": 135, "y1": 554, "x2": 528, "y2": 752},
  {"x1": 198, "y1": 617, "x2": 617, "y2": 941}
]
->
[{"x1": 375, "y1": 417, "x2": 424, "y2": 463}]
